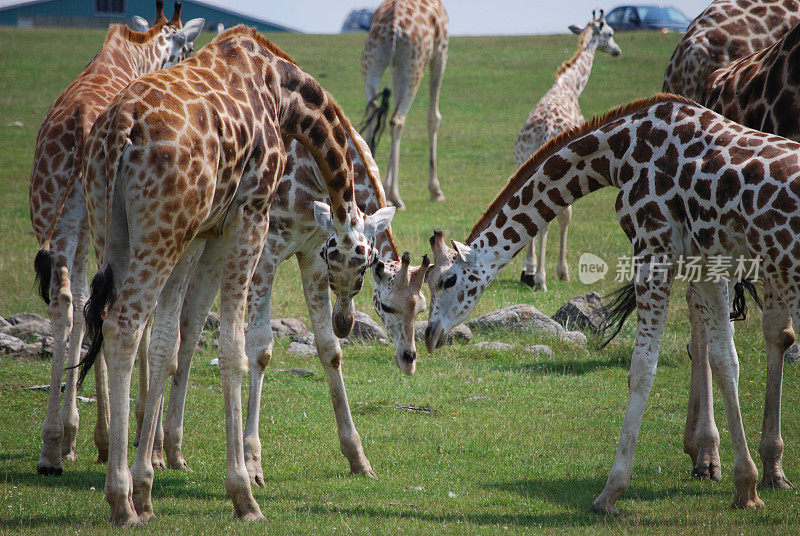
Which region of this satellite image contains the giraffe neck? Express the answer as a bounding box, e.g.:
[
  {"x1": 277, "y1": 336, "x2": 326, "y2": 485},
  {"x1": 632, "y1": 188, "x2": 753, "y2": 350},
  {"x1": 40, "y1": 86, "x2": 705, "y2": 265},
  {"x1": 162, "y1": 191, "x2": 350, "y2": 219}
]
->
[
  {"x1": 97, "y1": 26, "x2": 169, "y2": 80},
  {"x1": 554, "y1": 34, "x2": 598, "y2": 97}
]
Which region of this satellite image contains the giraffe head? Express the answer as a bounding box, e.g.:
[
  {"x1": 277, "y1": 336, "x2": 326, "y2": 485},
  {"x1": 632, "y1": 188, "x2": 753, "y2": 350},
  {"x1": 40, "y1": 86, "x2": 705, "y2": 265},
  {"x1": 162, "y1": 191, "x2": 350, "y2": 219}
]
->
[
  {"x1": 570, "y1": 10, "x2": 621, "y2": 57},
  {"x1": 424, "y1": 230, "x2": 497, "y2": 353},
  {"x1": 314, "y1": 202, "x2": 396, "y2": 338},
  {"x1": 157, "y1": 3, "x2": 205, "y2": 67},
  {"x1": 372, "y1": 252, "x2": 432, "y2": 375}
]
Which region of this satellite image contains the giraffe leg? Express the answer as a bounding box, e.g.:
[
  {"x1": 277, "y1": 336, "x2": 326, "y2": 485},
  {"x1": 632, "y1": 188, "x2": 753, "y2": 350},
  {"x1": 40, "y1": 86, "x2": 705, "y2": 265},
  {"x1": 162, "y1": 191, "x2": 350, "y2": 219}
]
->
[
  {"x1": 151, "y1": 404, "x2": 165, "y2": 471},
  {"x1": 133, "y1": 321, "x2": 151, "y2": 448},
  {"x1": 426, "y1": 48, "x2": 447, "y2": 202},
  {"x1": 164, "y1": 240, "x2": 222, "y2": 472},
  {"x1": 759, "y1": 280, "x2": 793, "y2": 489},
  {"x1": 94, "y1": 349, "x2": 110, "y2": 464},
  {"x1": 242, "y1": 252, "x2": 276, "y2": 488},
  {"x1": 299, "y1": 250, "x2": 374, "y2": 476},
  {"x1": 592, "y1": 268, "x2": 672, "y2": 514},
  {"x1": 694, "y1": 281, "x2": 761, "y2": 508},
  {"x1": 532, "y1": 223, "x2": 550, "y2": 292},
  {"x1": 520, "y1": 238, "x2": 537, "y2": 287},
  {"x1": 555, "y1": 205, "x2": 571, "y2": 281},
  {"x1": 684, "y1": 284, "x2": 721, "y2": 481},
  {"x1": 130, "y1": 240, "x2": 205, "y2": 522},
  {"x1": 361, "y1": 48, "x2": 390, "y2": 153}
]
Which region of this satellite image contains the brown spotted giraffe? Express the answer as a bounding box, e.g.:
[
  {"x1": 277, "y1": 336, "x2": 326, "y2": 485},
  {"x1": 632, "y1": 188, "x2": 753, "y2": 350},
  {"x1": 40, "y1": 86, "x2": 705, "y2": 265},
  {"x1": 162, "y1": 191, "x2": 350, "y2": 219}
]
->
[
  {"x1": 662, "y1": 0, "x2": 800, "y2": 101},
  {"x1": 676, "y1": 20, "x2": 800, "y2": 489},
  {"x1": 361, "y1": 0, "x2": 448, "y2": 209},
  {"x1": 421, "y1": 93, "x2": 800, "y2": 513},
  {"x1": 27, "y1": 1, "x2": 203, "y2": 477},
  {"x1": 150, "y1": 132, "x2": 430, "y2": 487},
  {"x1": 80, "y1": 26, "x2": 395, "y2": 526},
  {"x1": 514, "y1": 10, "x2": 620, "y2": 290}
]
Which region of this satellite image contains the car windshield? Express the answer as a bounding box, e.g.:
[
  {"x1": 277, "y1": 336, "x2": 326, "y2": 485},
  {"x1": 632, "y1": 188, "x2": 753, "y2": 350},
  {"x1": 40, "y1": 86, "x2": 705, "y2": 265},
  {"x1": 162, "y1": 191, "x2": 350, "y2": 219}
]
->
[{"x1": 638, "y1": 6, "x2": 690, "y2": 23}]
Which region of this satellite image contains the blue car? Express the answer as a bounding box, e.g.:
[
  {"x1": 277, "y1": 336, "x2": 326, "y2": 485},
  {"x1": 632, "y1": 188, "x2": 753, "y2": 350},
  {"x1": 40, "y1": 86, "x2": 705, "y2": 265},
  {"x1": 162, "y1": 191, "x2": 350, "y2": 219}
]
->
[
  {"x1": 341, "y1": 9, "x2": 374, "y2": 32},
  {"x1": 605, "y1": 5, "x2": 691, "y2": 32}
]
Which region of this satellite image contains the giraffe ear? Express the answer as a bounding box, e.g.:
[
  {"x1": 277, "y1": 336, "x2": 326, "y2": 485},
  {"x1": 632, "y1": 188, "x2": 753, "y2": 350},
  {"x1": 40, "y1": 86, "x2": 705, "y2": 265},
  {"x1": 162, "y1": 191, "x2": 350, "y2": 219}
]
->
[
  {"x1": 130, "y1": 16, "x2": 149, "y2": 31},
  {"x1": 364, "y1": 206, "x2": 396, "y2": 237},
  {"x1": 313, "y1": 201, "x2": 335, "y2": 234},
  {"x1": 181, "y1": 18, "x2": 205, "y2": 43},
  {"x1": 568, "y1": 25, "x2": 583, "y2": 35},
  {"x1": 451, "y1": 240, "x2": 475, "y2": 264}
]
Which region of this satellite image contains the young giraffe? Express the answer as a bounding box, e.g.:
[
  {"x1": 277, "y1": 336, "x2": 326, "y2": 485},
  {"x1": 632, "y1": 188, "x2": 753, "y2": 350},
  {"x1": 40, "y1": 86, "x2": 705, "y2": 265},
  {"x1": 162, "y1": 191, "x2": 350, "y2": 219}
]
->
[
  {"x1": 150, "y1": 133, "x2": 430, "y2": 487},
  {"x1": 662, "y1": 0, "x2": 800, "y2": 101},
  {"x1": 419, "y1": 93, "x2": 800, "y2": 513},
  {"x1": 361, "y1": 0, "x2": 448, "y2": 209},
  {"x1": 27, "y1": 0, "x2": 202, "y2": 476},
  {"x1": 80, "y1": 26, "x2": 395, "y2": 526},
  {"x1": 514, "y1": 10, "x2": 620, "y2": 290},
  {"x1": 676, "y1": 20, "x2": 800, "y2": 489}
]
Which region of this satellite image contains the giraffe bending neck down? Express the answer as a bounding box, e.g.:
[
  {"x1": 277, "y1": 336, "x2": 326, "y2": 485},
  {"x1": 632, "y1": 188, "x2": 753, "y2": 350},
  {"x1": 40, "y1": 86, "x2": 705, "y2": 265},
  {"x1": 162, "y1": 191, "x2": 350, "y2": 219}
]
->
[
  {"x1": 361, "y1": 0, "x2": 449, "y2": 209},
  {"x1": 80, "y1": 26, "x2": 394, "y2": 526},
  {"x1": 418, "y1": 93, "x2": 800, "y2": 513},
  {"x1": 27, "y1": 0, "x2": 202, "y2": 477},
  {"x1": 151, "y1": 133, "x2": 429, "y2": 486},
  {"x1": 514, "y1": 10, "x2": 620, "y2": 290}
]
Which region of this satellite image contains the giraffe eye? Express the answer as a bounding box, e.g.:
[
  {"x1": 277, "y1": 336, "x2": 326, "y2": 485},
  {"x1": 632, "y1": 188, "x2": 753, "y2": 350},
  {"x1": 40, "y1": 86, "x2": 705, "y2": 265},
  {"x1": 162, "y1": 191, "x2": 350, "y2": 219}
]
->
[
  {"x1": 380, "y1": 302, "x2": 396, "y2": 314},
  {"x1": 441, "y1": 274, "x2": 457, "y2": 289}
]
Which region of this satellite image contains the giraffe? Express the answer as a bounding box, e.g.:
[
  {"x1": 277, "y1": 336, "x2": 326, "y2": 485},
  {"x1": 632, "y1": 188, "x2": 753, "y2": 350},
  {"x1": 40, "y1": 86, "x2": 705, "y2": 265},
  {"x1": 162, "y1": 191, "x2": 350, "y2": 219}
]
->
[
  {"x1": 514, "y1": 10, "x2": 620, "y2": 290},
  {"x1": 418, "y1": 93, "x2": 800, "y2": 513},
  {"x1": 662, "y1": 0, "x2": 800, "y2": 101},
  {"x1": 79, "y1": 26, "x2": 395, "y2": 525},
  {"x1": 675, "y1": 19, "x2": 800, "y2": 489},
  {"x1": 360, "y1": 0, "x2": 448, "y2": 209},
  {"x1": 27, "y1": 0, "x2": 203, "y2": 477},
  {"x1": 148, "y1": 132, "x2": 430, "y2": 487}
]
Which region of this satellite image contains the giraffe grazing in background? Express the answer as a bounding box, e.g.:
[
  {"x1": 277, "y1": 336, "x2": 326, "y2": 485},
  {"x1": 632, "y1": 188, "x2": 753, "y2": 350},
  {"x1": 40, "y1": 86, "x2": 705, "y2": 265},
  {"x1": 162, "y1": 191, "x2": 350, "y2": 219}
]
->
[
  {"x1": 421, "y1": 93, "x2": 800, "y2": 514},
  {"x1": 361, "y1": 0, "x2": 448, "y2": 209},
  {"x1": 676, "y1": 19, "x2": 800, "y2": 489},
  {"x1": 662, "y1": 0, "x2": 800, "y2": 101},
  {"x1": 27, "y1": 0, "x2": 203, "y2": 477},
  {"x1": 514, "y1": 10, "x2": 620, "y2": 290},
  {"x1": 146, "y1": 133, "x2": 430, "y2": 487},
  {"x1": 79, "y1": 26, "x2": 395, "y2": 526}
]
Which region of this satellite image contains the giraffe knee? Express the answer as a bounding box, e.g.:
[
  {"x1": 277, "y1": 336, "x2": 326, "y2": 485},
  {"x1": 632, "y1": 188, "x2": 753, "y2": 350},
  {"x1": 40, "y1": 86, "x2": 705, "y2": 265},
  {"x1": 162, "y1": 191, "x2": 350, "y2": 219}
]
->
[
  {"x1": 390, "y1": 115, "x2": 405, "y2": 129},
  {"x1": 779, "y1": 329, "x2": 795, "y2": 352}
]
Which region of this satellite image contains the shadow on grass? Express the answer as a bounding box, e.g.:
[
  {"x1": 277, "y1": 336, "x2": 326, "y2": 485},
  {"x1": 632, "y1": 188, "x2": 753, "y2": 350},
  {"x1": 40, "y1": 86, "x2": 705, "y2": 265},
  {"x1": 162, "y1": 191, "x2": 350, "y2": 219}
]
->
[{"x1": 492, "y1": 354, "x2": 630, "y2": 376}]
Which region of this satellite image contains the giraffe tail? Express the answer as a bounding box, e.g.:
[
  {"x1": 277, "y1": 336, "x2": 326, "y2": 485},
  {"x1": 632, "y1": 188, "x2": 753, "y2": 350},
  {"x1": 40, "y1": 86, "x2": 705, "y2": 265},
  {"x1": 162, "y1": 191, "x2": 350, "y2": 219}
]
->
[
  {"x1": 730, "y1": 278, "x2": 762, "y2": 321},
  {"x1": 33, "y1": 248, "x2": 52, "y2": 305},
  {"x1": 360, "y1": 86, "x2": 391, "y2": 153},
  {"x1": 597, "y1": 281, "x2": 637, "y2": 349}
]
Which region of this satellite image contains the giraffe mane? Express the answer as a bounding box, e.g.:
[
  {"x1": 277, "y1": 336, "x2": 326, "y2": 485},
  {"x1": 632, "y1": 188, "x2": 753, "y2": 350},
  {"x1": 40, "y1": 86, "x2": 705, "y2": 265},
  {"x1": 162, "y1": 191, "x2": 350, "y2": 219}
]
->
[
  {"x1": 555, "y1": 25, "x2": 594, "y2": 77},
  {"x1": 212, "y1": 25, "x2": 297, "y2": 65},
  {"x1": 467, "y1": 92, "x2": 697, "y2": 243},
  {"x1": 107, "y1": 22, "x2": 170, "y2": 46}
]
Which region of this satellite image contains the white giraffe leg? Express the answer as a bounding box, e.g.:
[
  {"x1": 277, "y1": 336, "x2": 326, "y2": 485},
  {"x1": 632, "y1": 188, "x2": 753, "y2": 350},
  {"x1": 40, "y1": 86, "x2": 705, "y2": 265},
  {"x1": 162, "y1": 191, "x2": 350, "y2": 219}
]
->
[
  {"x1": 93, "y1": 349, "x2": 110, "y2": 464},
  {"x1": 693, "y1": 280, "x2": 761, "y2": 508},
  {"x1": 593, "y1": 267, "x2": 672, "y2": 514},
  {"x1": 37, "y1": 238, "x2": 79, "y2": 475},
  {"x1": 520, "y1": 238, "x2": 537, "y2": 287},
  {"x1": 151, "y1": 405, "x2": 165, "y2": 471},
  {"x1": 683, "y1": 284, "x2": 721, "y2": 481},
  {"x1": 299, "y1": 250, "x2": 374, "y2": 476},
  {"x1": 533, "y1": 224, "x2": 550, "y2": 292},
  {"x1": 164, "y1": 240, "x2": 222, "y2": 472},
  {"x1": 242, "y1": 252, "x2": 277, "y2": 488},
  {"x1": 759, "y1": 280, "x2": 793, "y2": 489},
  {"x1": 133, "y1": 321, "x2": 150, "y2": 448},
  {"x1": 130, "y1": 240, "x2": 205, "y2": 522},
  {"x1": 555, "y1": 206, "x2": 571, "y2": 281},
  {"x1": 427, "y1": 48, "x2": 446, "y2": 202},
  {"x1": 362, "y1": 45, "x2": 390, "y2": 150}
]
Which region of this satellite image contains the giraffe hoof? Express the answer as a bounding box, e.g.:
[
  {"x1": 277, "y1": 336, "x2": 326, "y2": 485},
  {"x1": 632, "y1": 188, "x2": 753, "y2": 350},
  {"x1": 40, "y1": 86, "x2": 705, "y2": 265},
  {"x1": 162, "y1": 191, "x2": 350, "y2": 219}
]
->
[
  {"x1": 692, "y1": 464, "x2": 721, "y2": 482},
  {"x1": 759, "y1": 474, "x2": 793, "y2": 490},
  {"x1": 520, "y1": 271, "x2": 535, "y2": 287},
  {"x1": 429, "y1": 192, "x2": 445, "y2": 203},
  {"x1": 37, "y1": 464, "x2": 63, "y2": 476}
]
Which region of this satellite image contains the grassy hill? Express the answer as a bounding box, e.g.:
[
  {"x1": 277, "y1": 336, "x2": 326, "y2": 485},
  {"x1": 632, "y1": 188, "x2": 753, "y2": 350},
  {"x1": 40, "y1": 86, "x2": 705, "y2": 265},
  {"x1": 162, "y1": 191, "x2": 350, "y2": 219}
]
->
[{"x1": 1, "y1": 28, "x2": 799, "y2": 535}]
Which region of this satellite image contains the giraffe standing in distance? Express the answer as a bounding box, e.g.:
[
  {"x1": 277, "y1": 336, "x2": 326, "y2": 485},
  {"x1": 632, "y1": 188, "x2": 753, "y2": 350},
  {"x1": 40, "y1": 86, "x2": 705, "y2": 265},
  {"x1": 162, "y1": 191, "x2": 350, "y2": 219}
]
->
[
  {"x1": 514, "y1": 10, "x2": 620, "y2": 290},
  {"x1": 143, "y1": 133, "x2": 429, "y2": 487},
  {"x1": 676, "y1": 19, "x2": 800, "y2": 489},
  {"x1": 420, "y1": 94, "x2": 800, "y2": 513},
  {"x1": 27, "y1": 0, "x2": 203, "y2": 477},
  {"x1": 80, "y1": 27, "x2": 395, "y2": 525},
  {"x1": 361, "y1": 0, "x2": 448, "y2": 209},
  {"x1": 662, "y1": 0, "x2": 800, "y2": 101}
]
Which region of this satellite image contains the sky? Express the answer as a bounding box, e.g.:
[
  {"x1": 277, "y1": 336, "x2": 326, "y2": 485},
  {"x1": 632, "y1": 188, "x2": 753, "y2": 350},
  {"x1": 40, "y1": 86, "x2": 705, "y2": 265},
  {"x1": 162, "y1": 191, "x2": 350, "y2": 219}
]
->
[{"x1": 229, "y1": 1, "x2": 713, "y2": 35}]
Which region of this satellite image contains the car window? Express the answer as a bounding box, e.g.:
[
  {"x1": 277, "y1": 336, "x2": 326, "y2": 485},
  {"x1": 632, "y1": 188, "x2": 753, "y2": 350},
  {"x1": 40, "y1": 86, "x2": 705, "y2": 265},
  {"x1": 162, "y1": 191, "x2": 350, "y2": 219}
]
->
[
  {"x1": 606, "y1": 8, "x2": 622, "y2": 24},
  {"x1": 623, "y1": 7, "x2": 639, "y2": 23}
]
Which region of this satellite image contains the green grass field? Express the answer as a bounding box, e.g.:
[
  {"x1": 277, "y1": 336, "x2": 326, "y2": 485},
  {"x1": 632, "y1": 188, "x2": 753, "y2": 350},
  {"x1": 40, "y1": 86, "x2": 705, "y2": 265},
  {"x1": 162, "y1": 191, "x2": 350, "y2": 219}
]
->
[{"x1": 2, "y1": 28, "x2": 800, "y2": 534}]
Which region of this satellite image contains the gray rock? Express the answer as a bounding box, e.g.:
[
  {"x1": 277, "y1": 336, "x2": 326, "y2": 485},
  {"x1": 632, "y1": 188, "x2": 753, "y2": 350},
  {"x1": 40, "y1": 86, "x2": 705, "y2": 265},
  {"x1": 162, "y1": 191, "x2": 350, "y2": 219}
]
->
[
  {"x1": 414, "y1": 321, "x2": 473, "y2": 344},
  {"x1": 24, "y1": 383, "x2": 66, "y2": 391},
  {"x1": 552, "y1": 292, "x2": 607, "y2": 333},
  {"x1": 560, "y1": 330, "x2": 588, "y2": 345},
  {"x1": 349, "y1": 311, "x2": 387, "y2": 342},
  {"x1": 524, "y1": 344, "x2": 554, "y2": 357},
  {"x1": 273, "y1": 368, "x2": 315, "y2": 376},
  {"x1": 785, "y1": 343, "x2": 800, "y2": 364},
  {"x1": 2, "y1": 319, "x2": 53, "y2": 342},
  {"x1": 203, "y1": 312, "x2": 220, "y2": 333},
  {"x1": 465, "y1": 395, "x2": 488, "y2": 402},
  {"x1": 294, "y1": 334, "x2": 315, "y2": 346},
  {"x1": 0, "y1": 317, "x2": 11, "y2": 330},
  {"x1": 271, "y1": 318, "x2": 310, "y2": 339},
  {"x1": 7, "y1": 313, "x2": 47, "y2": 326},
  {"x1": 473, "y1": 341, "x2": 512, "y2": 351},
  {"x1": 209, "y1": 357, "x2": 219, "y2": 367},
  {"x1": 468, "y1": 304, "x2": 564, "y2": 336},
  {"x1": 1, "y1": 333, "x2": 39, "y2": 357},
  {"x1": 287, "y1": 341, "x2": 317, "y2": 357}
]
